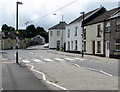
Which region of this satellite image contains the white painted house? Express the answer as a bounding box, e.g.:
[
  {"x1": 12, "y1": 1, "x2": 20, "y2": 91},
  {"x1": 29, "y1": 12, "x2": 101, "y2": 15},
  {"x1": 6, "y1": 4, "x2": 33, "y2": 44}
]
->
[
  {"x1": 65, "y1": 7, "x2": 106, "y2": 53},
  {"x1": 49, "y1": 21, "x2": 67, "y2": 49}
]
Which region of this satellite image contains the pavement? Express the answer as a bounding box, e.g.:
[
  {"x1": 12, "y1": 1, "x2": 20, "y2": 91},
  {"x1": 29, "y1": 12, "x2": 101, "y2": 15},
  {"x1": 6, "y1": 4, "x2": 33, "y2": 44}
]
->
[
  {"x1": 48, "y1": 51, "x2": 119, "y2": 63},
  {"x1": 2, "y1": 61, "x2": 50, "y2": 90}
]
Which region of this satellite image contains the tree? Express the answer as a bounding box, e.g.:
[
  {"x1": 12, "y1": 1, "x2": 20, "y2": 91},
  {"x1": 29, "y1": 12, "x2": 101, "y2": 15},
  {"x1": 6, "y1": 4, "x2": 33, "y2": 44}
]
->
[
  {"x1": 1, "y1": 24, "x2": 10, "y2": 31},
  {"x1": 26, "y1": 25, "x2": 37, "y2": 38},
  {"x1": 36, "y1": 26, "x2": 48, "y2": 43}
]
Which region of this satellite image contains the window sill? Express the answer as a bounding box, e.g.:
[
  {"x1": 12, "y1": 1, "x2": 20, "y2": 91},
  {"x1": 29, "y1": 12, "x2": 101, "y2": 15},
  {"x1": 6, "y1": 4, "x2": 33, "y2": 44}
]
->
[
  {"x1": 105, "y1": 31, "x2": 111, "y2": 33},
  {"x1": 114, "y1": 50, "x2": 120, "y2": 52},
  {"x1": 97, "y1": 36, "x2": 101, "y2": 37},
  {"x1": 97, "y1": 51, "x2": 101, "y2": 53}
]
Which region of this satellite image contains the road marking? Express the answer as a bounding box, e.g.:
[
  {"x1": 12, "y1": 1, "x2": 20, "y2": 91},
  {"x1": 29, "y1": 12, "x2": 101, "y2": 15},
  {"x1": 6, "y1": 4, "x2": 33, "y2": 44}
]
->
[
  {"x1": 22, "y1": 60, "x2": 31, "y2": 63},
  {"x1": 64, "y1": 58, "x2": 74, "y2": 61},
  {"x1": 75, "y1": 58, "x2": 86, "y2": 61},
  {"x1": 100, "y1": 70, "x2": 113, "y2": 77},
  {"x1": 26, "y1": 64, "x2": 67, "y2": 90},
  {"x1": 43, "y1": 59, "x2": 53, "y2": 62},
  {"x1": 85, "y1": 67, "x2": 113, "y2": 77},
  {"x1": 74, "y1": 64, "x2": 81, "y2": 67},
  {"x1": 33, "y1": 59, "x2": 42, "y2": 63},
  {"x1": 54, "y1": 58, "x2": 65, "y2": 61}
]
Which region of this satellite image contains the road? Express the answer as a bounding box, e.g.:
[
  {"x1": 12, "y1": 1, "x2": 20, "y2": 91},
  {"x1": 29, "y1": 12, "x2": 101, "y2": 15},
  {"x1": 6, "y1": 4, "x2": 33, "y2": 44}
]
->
[
  {"x1": 4, "y1": 46, "x2": 118, "y2": 77},
  {"x1": 2, "y1": 46, "x2": 119, "y2": 90}
]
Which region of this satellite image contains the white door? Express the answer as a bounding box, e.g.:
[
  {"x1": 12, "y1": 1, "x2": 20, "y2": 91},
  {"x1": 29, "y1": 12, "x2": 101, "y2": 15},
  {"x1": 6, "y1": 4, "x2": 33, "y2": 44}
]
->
[{"x1": 105, "y1": 41, "x2": 110, "y2": 57}]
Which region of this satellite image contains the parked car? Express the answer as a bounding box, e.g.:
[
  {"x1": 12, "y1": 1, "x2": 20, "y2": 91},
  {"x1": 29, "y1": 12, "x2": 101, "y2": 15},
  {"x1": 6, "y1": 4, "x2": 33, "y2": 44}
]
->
[{"x1": 43, "y1": 43, "x2": 49, "y2": 48}]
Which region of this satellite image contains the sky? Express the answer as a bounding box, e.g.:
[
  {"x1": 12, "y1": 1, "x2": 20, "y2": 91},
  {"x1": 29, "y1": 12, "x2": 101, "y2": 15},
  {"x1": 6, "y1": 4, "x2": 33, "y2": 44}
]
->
[{"x1": 1, "y1": 0, "x2": 120, "y2": 31}]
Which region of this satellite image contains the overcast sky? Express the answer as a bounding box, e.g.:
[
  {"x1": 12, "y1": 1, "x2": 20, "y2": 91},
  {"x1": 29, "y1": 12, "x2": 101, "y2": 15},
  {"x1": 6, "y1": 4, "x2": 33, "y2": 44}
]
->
[{"x1": 1, "y1": 0, "x2": 119, "y2": 31}]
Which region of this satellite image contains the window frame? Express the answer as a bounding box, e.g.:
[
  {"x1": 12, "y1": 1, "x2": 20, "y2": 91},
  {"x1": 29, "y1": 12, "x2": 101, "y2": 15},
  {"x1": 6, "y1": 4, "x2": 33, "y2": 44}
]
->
[
  {"x1": 115, "y1": 39, "x2": 120, "y2": 51},
  {"x1": 97, "y1": 24, "x2": 101, "y2": 37},
  {"x1": 75, "y1": 27, "x2": 78, "y2": 36},
  {"x1": 97, "y1": 41, "x2": 101, "y2": 53}
]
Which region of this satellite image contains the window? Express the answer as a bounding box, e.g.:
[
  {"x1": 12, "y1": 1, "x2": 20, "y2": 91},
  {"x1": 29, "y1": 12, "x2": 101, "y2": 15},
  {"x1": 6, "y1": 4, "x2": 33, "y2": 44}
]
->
[
  {"x1": 71, "y1": 41, "x2": 73, "y2": 50},
  {"x1": 97, "y1": 25, "x2": 101, "y2": 37},
  {"x1": 97, "y1": 41, "x2": 101, "y2": 53},
  {"x1": 115, "y1": 39, "x2": 120, "y2": 51},
  {"x1": 68, "y1": 29, "x2": 70, "y2": 38},
  {"x1": 75, "y1": 40, "x2": 77, "y2": 51},
  {"x1": 68, "y1": 41, "x2": 70, "y2": 50},
  {"x1": 106, "y1": 22, "x2": 110, "y2": 32},
  {"x1": 84, "y1": 41, "x2": 86, "y2": 52},
  {"x1": 116, "y1": 19, "x2": 120, "y2": 31},
  {"x1": 50, "y1": 31, "x2": 53, "y2": 36},
  {"x1": 57, "y1": 31, "x2": 60, "y2": 36},
  {"x1": 75, "y1": 27, "x2": 78, "y2": 36},
  {"x1": 57, "y1": 40, "x2": 60, "y2": 47}
]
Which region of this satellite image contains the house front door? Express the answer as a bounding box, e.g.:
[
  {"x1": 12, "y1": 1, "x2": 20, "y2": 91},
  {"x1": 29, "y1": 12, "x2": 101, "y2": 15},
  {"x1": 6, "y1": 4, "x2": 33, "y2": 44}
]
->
[
  {"x1": 105, "y1": 41, "x2": 110, "y2": 57},
  {"x1": 92, "y1": 41, "x2": 95, "y2": 55}
]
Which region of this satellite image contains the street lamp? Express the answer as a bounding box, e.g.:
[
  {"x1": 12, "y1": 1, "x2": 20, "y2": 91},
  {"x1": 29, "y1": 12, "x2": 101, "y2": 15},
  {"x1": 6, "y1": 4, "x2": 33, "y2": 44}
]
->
[
  {"x1": 16, "y1": 1, "x2": 23, "y2": 64},
  {"x1": 80, "y1": 12, "x2": 85, "y2": 58},
  {"x1": 53, "y1": 13, "x2": 64, "y2": 49},
  {"x1": 25, "y1": 21, "x2": 29, "y2": 29}
]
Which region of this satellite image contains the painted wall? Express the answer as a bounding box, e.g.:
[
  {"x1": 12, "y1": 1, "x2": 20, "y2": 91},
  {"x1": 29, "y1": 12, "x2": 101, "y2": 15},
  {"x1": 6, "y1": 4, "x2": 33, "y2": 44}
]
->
[
  {"x1": 49, "y1": 29, "x2": 65, "y2": 49},
  {"x1": 65, "y1": 22, "x2": 82, "y2": 52},
  {"x1": 84, "y1": 22, "x2": 104, "y2": 55}
]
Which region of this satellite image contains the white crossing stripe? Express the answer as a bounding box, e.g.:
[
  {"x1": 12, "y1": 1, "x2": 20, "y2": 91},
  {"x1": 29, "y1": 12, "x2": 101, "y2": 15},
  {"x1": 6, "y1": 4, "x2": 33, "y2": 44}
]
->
[
  {"x1": 22, "y1": 60, "x2": 31, "y2": 63},
  {"x1": 64, "y1": 58, "x2": 74, "y2": 61},
  {"x1": 75, "y1": 58, "x2": 86, "y2": 61},
  {"x1": 33, "y1": 59, "x2": 42, "y2": 63},
  {"x1": 54, "y1": 58, "x2": 65, "y2": 61},
  {"x1": 43, "y1": 59, "x2": 53, "y2": 62}
]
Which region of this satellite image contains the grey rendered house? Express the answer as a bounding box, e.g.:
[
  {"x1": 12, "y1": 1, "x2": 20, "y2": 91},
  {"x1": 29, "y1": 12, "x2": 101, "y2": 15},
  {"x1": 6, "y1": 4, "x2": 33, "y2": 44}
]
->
[
  {"x1": 32, "y1": 35, "x2": 45, "y2": 45},
  {"x1": 48, "y1": 21, "x2": 67, "y2": 49}
]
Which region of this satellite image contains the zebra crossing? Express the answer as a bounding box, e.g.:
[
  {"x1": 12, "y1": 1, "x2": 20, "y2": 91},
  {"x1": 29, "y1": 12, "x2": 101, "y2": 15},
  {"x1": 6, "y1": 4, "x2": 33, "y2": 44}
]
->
[{"x1": 22, "y1": 57, "x2": 86, "y2": 64}]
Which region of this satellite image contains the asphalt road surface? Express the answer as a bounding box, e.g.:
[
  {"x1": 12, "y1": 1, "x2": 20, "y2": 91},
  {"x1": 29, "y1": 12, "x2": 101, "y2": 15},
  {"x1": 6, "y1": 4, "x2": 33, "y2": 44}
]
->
[{"x1": 2, "y1": 46, "x2": 119, "y2": 77}]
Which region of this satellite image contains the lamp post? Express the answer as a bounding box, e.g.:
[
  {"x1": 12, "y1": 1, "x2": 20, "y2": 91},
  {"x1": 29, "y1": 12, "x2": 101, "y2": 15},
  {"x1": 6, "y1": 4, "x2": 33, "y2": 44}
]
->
[
  {"x1": 53, "y1": 14, "x2": 64, "y2": 49},
  {"x1": 81, "y1": 12, "x2": 85, "y2": 58},
  {"x1": 25, "y1": 21, "x2": 29, "y2": 29},
  {"x1": 16, "y1": 1, "x2": 23, "y2": 64}
]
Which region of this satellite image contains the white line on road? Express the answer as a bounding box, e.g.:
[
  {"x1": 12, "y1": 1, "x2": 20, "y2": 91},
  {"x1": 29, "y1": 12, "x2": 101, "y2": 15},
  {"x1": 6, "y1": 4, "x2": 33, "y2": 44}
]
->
[
  {"x1": 85, "y1": 67, "x2": 113, "y2": 77},
  {"x1": 43, "y1": 59, "x2": 53, "y2": 62},
  {"x1": 100, "y1": 70, "x2": 113, "y2": 77},
  {"x1": 22, "y1": 60, "x2": 31, "y2": 63},
  {"x1": 64, "y1": 58, "x2": 74, "y2": 61},
  {"x1": 74, "y1": 64, "x2": 81, "y2": 67},
  {"x1": 26, "y1": 64, "x2": 67, "y2": 90},
  {"x1": 75, "y1": 58, "x2": 86, "y2": 61},
  {"x1": 33, "y1": 59, "x2": 42, "y2": 63},
  {"x1": 54, "y1": 58, "x2": 65, "y2": 61}
]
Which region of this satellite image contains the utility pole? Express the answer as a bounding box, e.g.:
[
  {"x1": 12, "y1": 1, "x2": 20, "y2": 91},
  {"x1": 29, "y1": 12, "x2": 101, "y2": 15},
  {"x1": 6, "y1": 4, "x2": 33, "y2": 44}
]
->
[
  {"x1": 16, "y1": 1, "x2": 23, "y2": 64},
  {"x1": 25, "y1": 21, "x2": 29, "y2": 29},
  {"x1": 81, "y1": 12, "x2": 85, "y2": 58},
  {"x1": 53, "y1": 14, "x2": 64, "y2": 50}
]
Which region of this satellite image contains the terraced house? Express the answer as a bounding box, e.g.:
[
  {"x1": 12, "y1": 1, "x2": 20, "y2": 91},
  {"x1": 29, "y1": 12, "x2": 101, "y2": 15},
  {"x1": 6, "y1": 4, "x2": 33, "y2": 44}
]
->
[
  {"x1": 84, "y1": 7, "x2": 120, "y2": 58},
  {"x1": 65, "y1": 6, "x2": 106, "y2": 53}
]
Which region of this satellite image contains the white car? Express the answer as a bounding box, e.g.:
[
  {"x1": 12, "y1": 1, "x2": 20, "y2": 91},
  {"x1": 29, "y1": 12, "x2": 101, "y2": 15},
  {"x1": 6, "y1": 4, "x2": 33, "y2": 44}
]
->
[{"x1": 43, "y1": 43, "x2": 49, "y2": 48}]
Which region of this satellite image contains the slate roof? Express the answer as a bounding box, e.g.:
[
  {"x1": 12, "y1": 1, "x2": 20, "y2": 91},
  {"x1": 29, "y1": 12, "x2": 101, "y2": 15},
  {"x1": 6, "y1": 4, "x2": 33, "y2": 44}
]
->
[
  {"x1": 48, "y1": 21, "x2": 67, "y2": 30},
  {"x1": 85, "y1": 7, "x2": 120, "y2": 26},
  {"x1": 2, "y1": 33, "x2": 23, "y2": 40},
  {"x1": 68, "y1": 7, "x2": 106, "y2": 25}
]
